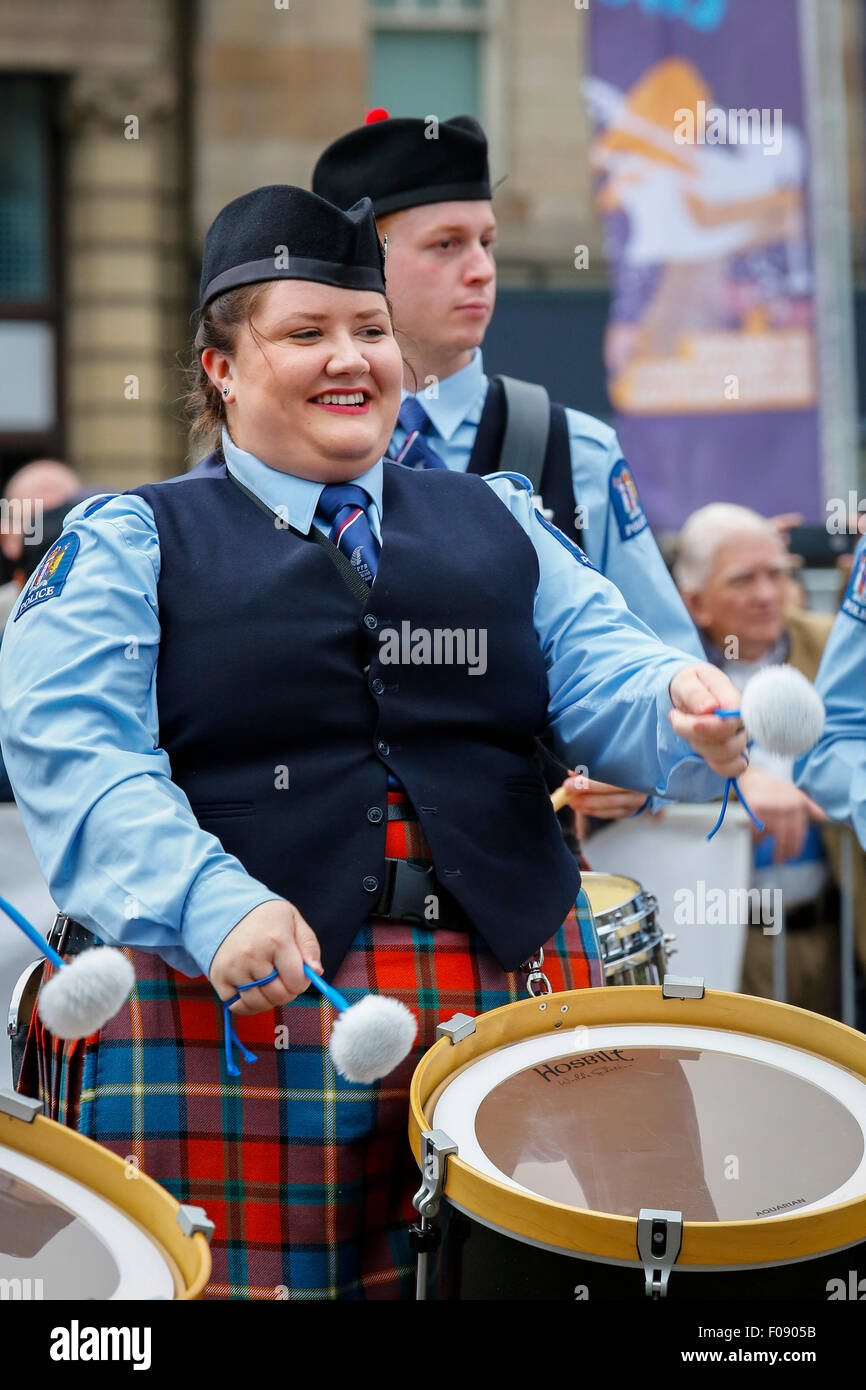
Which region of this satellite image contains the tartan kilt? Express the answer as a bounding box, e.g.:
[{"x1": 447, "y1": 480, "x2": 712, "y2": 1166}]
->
[{"x1": 17, "y1": 796, "x2": 603, "y2": 1300}]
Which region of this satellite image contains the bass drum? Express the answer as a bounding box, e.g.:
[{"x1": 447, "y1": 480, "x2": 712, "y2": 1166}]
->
[
  {"x1": 0, "y1": 1090, "x2": 212, "y2": 1299},
  {"x1": 581, "y1": 872, "x2": 669, "y2": 985},
  {"x1": 410, "y1": 986, "x2": 866, "y2": 1299}
]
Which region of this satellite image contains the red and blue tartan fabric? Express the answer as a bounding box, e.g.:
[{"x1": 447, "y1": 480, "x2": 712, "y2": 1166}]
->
[{"x1": 18, "y1": 797, "x2": 602, "y2": 1300}]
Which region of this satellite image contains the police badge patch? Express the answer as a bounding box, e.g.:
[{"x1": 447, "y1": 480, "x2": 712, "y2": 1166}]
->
[
  {"x1": 609, "y1": 459, "x2": 648, "y2": 541},
  {"x1": 536, "y1": 512, "x2": 599, "y2": 571},
  {"x1": 842, "y1": 545, "x2": 866, "y2": 624},
  {"x1": 14, "y1": 533, "x2": 81, "y2": 621}
]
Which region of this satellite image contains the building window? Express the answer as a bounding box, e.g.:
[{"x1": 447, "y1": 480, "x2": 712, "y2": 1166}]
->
[
  {"x1": 0, "y1": 75, "x2": 63, "y2": 468},
  {"x1": 368, "y1": 0, "x2": 500, "y2": 136}
]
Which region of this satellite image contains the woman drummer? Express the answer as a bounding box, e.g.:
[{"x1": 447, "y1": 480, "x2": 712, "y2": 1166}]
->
[{"x1": 0, "y1": 184, "x2": 746, "y2": 1300}]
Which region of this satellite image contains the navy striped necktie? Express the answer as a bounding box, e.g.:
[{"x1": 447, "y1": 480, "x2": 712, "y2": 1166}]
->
[
  {"x1": 315, "y1": 484, "x2": 381, "y2": 585},
  {"x1": 394, "y1": 396, "x2": 447, "y2": 470}
]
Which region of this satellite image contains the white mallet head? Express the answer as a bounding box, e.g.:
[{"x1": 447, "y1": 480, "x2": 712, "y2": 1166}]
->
[
  {"x1": 328, "y1": 994, "x2": 418, "y2": 1084},
  {"x1": 740, "y1": 665, "x2": 825, "y2": 757},
  {"x1": 38, "y1": 947, "x2": 134, "y2": 1040}
]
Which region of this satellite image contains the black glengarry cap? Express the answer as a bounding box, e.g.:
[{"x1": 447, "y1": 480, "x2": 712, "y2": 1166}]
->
[
  {"x1": 312, "y1": 111, "x2": 491, "y2": 216},
  {"x1": 199, "y1": 184, "x2": 386, "y2": 308}
]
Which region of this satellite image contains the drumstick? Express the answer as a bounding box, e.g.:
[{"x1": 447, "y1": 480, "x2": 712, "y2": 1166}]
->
[
  {"x1": 221, "y1": 962, "x2": 418, "y2": 1085},
  {"x1": 707, "y1": 666, "x2": 824, "y2": 839},
  {"x1": 0, "y1": 894, "x2": 134, "y2": 1039},
  {"x1": 303, "y1": 964, "x2": 418, "y2": 1084}
]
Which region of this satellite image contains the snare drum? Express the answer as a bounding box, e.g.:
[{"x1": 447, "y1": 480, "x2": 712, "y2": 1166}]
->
[
  {"x1": 0, "y1": 1090, "x2": 212, "y2": 1299},
  {"x1": 582, "y1": 872, "x2": 668, "y2": 985},
  {"x1": 409, "y1": 986, "x2": 866, "y2": 1299}
]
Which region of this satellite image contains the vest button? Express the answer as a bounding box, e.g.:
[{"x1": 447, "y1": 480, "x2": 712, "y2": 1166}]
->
[
  {"x1": 364, "y1": 614, "x2": 378, "y2": 630},
  {"x1": 377, "y1": 740, "x2": 390, "y2": 756},
  {"x1": 367, "y1": 806, "x2": 384, "y2": 823},
  {"x1": 371, "y1": 677, "x2": 385, "y2": 695},
  {"x1": 363, "y1": 875, "x2": 379, "y2": 893}
]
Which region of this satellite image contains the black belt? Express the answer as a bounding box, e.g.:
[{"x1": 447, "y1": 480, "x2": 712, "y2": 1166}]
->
[
  {"x1": 46, "y1": 912, "x2": 100, "y2": 956},
  {"x1": 46, "y1": 861, "x2": 468, "y2": 957},
  {"x1": 370, "y1": 858, "x2": 468, "y2": 929}
]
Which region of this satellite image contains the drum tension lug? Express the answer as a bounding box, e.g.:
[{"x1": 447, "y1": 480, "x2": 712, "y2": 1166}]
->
[
  {"x1": 436, "y1": 1013, "x2": 476, "y2": 1044},
  {"x1": 412, "y1": 1130, "x2": 458, "y2": 1301},
  {"x1": 662, "y1": 974, "x2": 705, "y2": 1000},
  {"x1": 177, "y1": 1204, "x2": 216, "y2": 1245},
  {"x1": 636, "y1": 1208, "x2": 683, "y2": 1299},
  {"x1": 0, "y1": 1088, "x2": 42, "y2": 1122},
  {"x1": 412, "y1": 1128, "x2": 458, "y2": 1222}
]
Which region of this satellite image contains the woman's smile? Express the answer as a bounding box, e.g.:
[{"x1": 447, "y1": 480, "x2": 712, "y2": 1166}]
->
[{"x1": 309, "y1": 389, "x2": 372, "y2": 414}]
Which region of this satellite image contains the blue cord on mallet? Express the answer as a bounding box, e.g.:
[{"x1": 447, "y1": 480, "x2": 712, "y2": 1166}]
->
[{"x1": 706, "y1": 665, "x2": 825, "y2": 840}]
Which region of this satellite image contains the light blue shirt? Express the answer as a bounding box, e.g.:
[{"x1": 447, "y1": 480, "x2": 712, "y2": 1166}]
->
[
  {"x1": 797, "y1": 535, "x2": 866, "y2": 847},
  {"x1": 390, "y1": 348, "x2": 703, "y2": 657},
  {"x1": 0, "y1": 434, "x2": 721, "y2": 980}
]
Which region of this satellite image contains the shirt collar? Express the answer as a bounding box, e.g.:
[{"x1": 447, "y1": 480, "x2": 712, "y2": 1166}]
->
[
  {"x1": 400, "y1": 346, "x2": 487, "y2": 442},
  {"x1": 221, "y1": 427, "x2": 384, "y2": 534}
]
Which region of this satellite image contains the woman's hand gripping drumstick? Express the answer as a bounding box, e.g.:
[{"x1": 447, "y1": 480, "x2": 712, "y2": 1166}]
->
[
  {"x1": 667, "y1": 663, "x2": 749, "y2": 776},
  {"x1": 210, "y1": 900, "x2": 324, "y2": 1015}
]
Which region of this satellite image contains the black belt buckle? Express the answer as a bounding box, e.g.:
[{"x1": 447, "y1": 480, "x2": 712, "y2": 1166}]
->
[
  {"x1": 46, "y1": 912, "x2": 98, "y2": 956},
  {"x1": 374, "y1": 859, "x2": 436, "y2": 924},
  {"x1": 47, "y1": 912, "x2": 73, "y2": 955}
]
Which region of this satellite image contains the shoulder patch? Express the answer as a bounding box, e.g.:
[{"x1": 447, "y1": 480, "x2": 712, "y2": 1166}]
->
[
  {"x1": 536, "y1": 512, "x2": 598, "y2": 571},
  {"x1": 13, "y1": 533, "x2": 81, "y2": 622},
  {"x1": 842, "y1": 545, "x2": 866, "y2": 624},
  {"x1": 609, "y1": 459, "x2": 648, "y2": 541}
]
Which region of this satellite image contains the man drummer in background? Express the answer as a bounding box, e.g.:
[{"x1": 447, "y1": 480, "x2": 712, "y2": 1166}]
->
[{"x1": 312, "y1": 112, "x2": 704, "y2": 831}]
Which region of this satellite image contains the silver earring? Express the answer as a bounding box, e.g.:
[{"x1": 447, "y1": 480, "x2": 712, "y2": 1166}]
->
[{"x1": 223, "y1": 387, "x2": 229, "y2": 398}]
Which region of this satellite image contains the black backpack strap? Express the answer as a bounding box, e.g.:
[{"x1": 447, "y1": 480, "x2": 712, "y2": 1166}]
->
[
  {"x1": 493, "y1": 374, "x2": 551, "y2": 493},
  {"x1": 467, "y1": 378, "x2": 507, "y2": 476},
  {"x1": 543, "y1": 403, "x2": 582, "y2": 544}
]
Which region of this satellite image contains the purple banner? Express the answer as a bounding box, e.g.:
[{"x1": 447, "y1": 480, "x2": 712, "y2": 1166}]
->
[{"x1": 588, "y1": 0, "x2": 822, "y2": 528}]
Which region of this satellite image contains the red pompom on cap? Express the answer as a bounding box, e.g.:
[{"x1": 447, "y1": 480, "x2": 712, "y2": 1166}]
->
[{"x1": 365, "y1": 108, "x2": 390, "y2": 124}]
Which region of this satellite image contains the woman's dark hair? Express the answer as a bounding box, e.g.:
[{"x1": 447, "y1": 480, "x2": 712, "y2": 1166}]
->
[
  {"x1": 185, "y1": 286, "x2": 414, "y2": 446},
  {"x1": 185, "y1": 284, "x2": 267, "y2": 445}
]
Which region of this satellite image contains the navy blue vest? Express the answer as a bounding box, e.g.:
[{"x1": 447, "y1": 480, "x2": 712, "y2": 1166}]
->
[
  {"x1": 467, "y1": 379, "x2": 579, "y2": 542},
  {"x1": 130, "y1": 455, "x2": 579, "y2": 977}
]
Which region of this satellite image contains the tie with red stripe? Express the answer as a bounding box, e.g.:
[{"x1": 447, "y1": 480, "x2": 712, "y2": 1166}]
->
[{"x1": 315, "y1": 483, "x2": 381, "y2": 584}]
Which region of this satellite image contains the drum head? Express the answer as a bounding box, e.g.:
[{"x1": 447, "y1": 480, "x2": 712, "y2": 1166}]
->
[
  {"x1": 581, "y1": 873, "x2": 643, "y2": 920},
  {"x1": 0, "y1": 1142, "x2": 177, "y2": 1299},
  {"x1": 436, "y1": 1026, "x2": 866, "y2": 1223},
  {"x1": 411, "y1": 987, "x2": 866, "y2": 1269}
]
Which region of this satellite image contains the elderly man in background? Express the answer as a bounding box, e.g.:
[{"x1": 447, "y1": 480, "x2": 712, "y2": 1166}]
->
[{"x1": 674, "y1": 502, "x2": 864, "y2": 1017}]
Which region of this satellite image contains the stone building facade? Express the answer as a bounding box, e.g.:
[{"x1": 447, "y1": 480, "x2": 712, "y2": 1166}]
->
[{"x1": 0, "y1": 0, "x2": 188, "y2": 488}]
